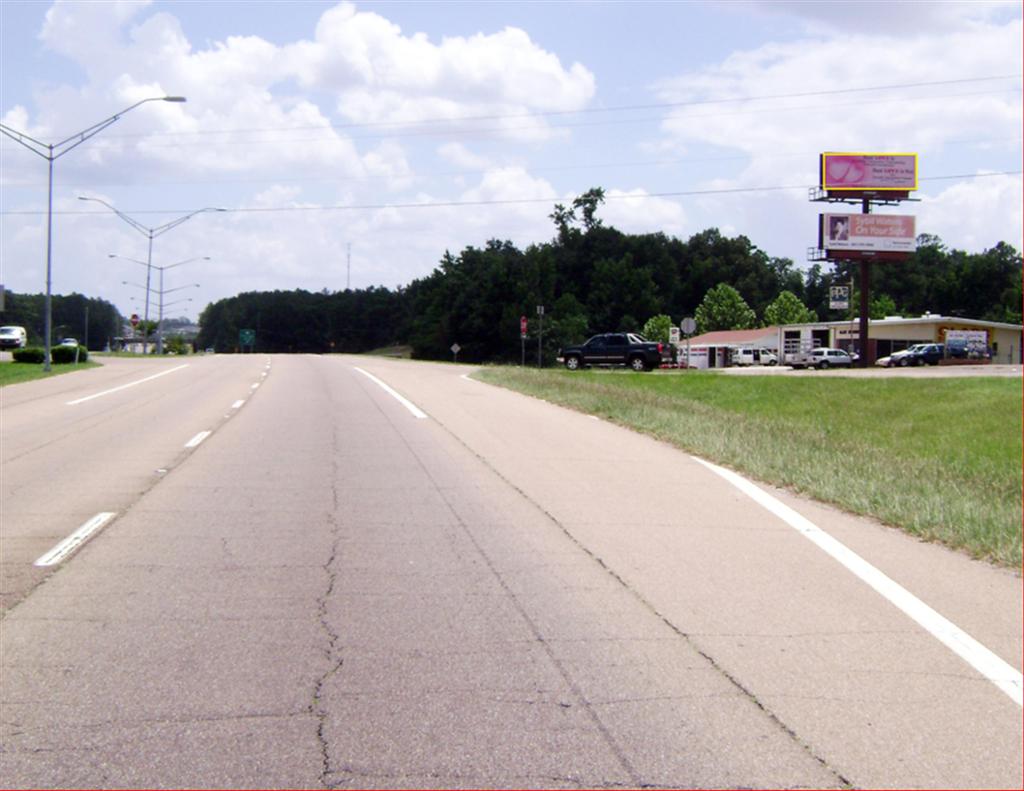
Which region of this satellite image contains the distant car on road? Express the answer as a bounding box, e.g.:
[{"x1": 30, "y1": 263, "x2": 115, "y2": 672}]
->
[
  {"x1": 790, "y1": 347, "x2": 853, "y2": 370},
  {"x1": 58, "y1": 337, "x2": 79, "y2": 347},
  {"x1": 559, "y1": 333, "x2": 668, "y2": 372},
  {"x1": 0, "y1": 325, "x2": 28, "y2": 349}
]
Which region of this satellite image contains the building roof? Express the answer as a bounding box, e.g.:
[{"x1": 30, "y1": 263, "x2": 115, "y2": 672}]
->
[
  {"x1": 781, "y1": 315, "x2": 1022, "y2": 331},
  {"x1": 686, "y1": 327, "x2": 780, "y2": 346}
]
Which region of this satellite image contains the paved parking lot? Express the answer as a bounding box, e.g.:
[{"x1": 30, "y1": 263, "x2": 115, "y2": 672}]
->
[{"x1": 716, "y1": 363, "x2": 1022, "y2": 378}]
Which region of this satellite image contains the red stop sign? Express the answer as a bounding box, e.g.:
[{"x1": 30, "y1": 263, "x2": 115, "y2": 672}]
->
[
  {"x1": 520, "y1": 315, "x2": 528, "y2": 337},
  {"x1": 130, "y1": 313, "x2": 140, "y2": 327}
]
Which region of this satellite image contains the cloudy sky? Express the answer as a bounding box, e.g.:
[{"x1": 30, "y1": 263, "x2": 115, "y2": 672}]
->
[{"x1": 2, "y1": 0, "x2": 1021, "y2": 321}]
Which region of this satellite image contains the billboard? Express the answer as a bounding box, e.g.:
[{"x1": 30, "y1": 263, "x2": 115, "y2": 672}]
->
[
  {"x1": 821, "y1": 153, "x2": 917, "y2": 191},
  {"x1": 944, "y1": 329, "x2": 989, "y2": 359},
  {"x1": 821, "y1": 213, "x2": 916, "y2": 252}
]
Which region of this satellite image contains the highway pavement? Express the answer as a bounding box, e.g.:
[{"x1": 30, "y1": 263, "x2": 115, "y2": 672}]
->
[{"x1": 1, "y1": 354, "x2": 1020, "y2": 788}]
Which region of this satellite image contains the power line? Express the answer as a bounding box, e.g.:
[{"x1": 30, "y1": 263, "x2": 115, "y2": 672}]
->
[
  {"x1": 12, "y1": 170, "x2": 1018, "y2": 218},
  {"x1": 6, "y1": 136, "x2": 1019, "y2": 190},
  {"x1": 6, "y1": 74, "x2": 1019, "y2": 144}
]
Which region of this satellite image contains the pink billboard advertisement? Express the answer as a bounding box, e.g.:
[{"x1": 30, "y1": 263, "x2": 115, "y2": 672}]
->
[
  {"x1": 821, "y1": 153, "x2": 917, "y2": 191},
  {"x1": 821, "y1": 214, "x2": 917, "y2": 252}
]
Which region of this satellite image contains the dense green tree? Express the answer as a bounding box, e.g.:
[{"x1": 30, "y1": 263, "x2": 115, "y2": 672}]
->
[
  {"x1": 870, "y1": 293, "x2": 898, "y2": 320},
  {"x1": 763, "y1": 290, "x2": 816, "y2": 326},
  {"x1": 642, "y1": 314, "x2": 673, "y2": 344},
  {"x1": 695, "y1": 284, "x2": 757, "y2": 333},
  {"x1": 1, "y1": 291, "x2": 121, "y2": 349}
]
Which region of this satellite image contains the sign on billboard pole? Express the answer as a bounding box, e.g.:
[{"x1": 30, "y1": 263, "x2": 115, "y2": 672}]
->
[
  {"x1": 821, "y1": 152, "x2": 917, "y2": 193},
  {"x1": 820, "y1": 213, "x2": 917, "y2": 256},
  {"x1": 829, "y1": 286, "x2": 850, "y2": 311}
]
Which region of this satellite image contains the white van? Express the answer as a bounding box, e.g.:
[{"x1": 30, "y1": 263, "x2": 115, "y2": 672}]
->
[
  {"x1": 0, "y1": 325, "x2": 28, "y2": 349},
  {"x1": 732, "y1": 347, "x2": 778, "y2": 366}
]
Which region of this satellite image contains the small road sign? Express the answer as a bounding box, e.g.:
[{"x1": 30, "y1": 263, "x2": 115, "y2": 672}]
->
[
  {"x1": 520, "y1": 316, "x2": 528, "y2": 338},
  {"x1": 130, "y1": 313, "x2": 140, "y2": 327},
  {"x1": 681, "y1": 317, "x2": 697, "y2": 335}
]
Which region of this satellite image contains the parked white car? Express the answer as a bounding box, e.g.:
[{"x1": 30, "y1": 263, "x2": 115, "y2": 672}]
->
[{"x1": 0, "y1": 325, "x2": 28, "y2": 349}]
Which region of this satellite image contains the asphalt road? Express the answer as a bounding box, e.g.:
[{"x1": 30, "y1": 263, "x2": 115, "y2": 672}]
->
[{"x1": 1, "y1": 355, "x2": 1020, "y2": 789}]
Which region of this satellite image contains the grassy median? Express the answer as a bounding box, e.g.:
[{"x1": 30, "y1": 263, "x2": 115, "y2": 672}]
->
[
  {"x1": 475, "y1": 367, "x2": 1023, "y2": 568},
  {"x1": 0, "y1": 360, "x2": 98, "y2": 387}
]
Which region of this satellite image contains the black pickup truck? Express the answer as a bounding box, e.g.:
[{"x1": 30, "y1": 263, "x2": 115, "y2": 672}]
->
[{"x1": 559, "y1": 332, "x2": 667, "y2": 372}]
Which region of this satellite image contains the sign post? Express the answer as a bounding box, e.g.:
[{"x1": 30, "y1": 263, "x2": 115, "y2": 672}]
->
[
  {"x1": 450, "y1": 342, "x2": 461, "y2": 364},
  {"x1": 130, "y1": 313, "x2": 140, "y2": 352},
  {"x1": 681, "y1": 317, "x2": 696, "y2": 370},
  {"x1": 239, "y1": 328, "x2": 256, "y2": 352},
  {"x1": 520, "y1": 315, "x2": 527, "y2": 367},
  {"x1": 536, "y1": 305, "x2": 544, "y2": 368}
]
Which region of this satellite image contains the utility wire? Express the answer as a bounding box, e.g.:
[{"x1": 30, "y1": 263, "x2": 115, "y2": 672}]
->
[
  {"x1": 16, "y1": 73, "x2": 1020, "y2": 142},
  {"x1": 12, "y1": 170, "x2": 1018, "y2": 218}
]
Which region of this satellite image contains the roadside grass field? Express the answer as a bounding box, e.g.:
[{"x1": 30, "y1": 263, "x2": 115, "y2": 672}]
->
[
  {"x1": 475, "y1": 367, "x2": 1023, "y2": 568},
  {"x1": 0, "y1": 360, "x2": 98, "y2": 387}
]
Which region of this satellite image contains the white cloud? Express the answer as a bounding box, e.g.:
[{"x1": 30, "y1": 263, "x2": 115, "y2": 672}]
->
[
  {"x1": 603, "y1": 189, "x2": 688, "y2": 238},
  {"x1": 743, "y1": 0, "x2": 1018, "y2": 34},
  {"x1": 437, "y1": 142, "x2": 492, "y2": 171},
  {"x1": 918, "y1": 173, "x2": 1023, "y2": 252},
  {"x1": 283, "y1": 3, "x2": 595, "y2": 125}
]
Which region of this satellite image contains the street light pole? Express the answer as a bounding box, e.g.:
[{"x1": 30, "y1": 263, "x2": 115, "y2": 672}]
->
[
  {"x1": 110, "y1": 254, "x2": 208, "y2": 353},
  {"x1": 81, "y1": 198, "x2": 223, "y2": 352},
  {"x1": 0, "y1": 96, "x2": 186, "y2": 370}
]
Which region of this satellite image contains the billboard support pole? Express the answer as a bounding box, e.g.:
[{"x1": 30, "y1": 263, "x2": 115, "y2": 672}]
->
[{"x1": 858, "y1": 197, "x2": 872, "y2": 368}]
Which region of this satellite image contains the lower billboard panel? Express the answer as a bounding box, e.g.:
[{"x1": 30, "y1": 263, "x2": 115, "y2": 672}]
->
[{"x1": 821, "y1": 213, "x2": 916, "y2": 253}]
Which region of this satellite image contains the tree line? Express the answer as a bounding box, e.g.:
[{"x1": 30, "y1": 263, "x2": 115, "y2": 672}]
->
[
  {"x1": 7, "y1": 189, "x2": 1017, "y2": 362},
  {"x1": 0, "y1": 292, "x2": 122, "y2": 350},
  {"x1": 194, "y1": 189, "x2": 1021, "y2": 362}
]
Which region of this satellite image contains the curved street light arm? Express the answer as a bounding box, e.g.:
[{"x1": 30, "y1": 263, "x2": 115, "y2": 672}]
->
[
  {"x1": 111, "y1": 253, "x2": 209, "y2": 270},
  {"x1": 160, "y1": 256, "x2": 210, "y2": 271},
  {"x1": 0, "y1": 123, "x2": 52, "y2": 155},
  {"x1": 160, "y1": 297, "x2": 194, "y2": 310},
  {"x1": 151, "y1": 207, "x2": 226, "y2": 238},
  {"x1": 1, "y1": 97, "x2": 186, "y2": 161},
  {"x1": 79, "y1": 196, "x2": 151, "y2": 236},
  {"x1": 161, "y1": 283, "x2": 202, "y2": 295}
]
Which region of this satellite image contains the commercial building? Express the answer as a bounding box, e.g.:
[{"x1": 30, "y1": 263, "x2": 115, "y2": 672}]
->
[
  {"x1": 776, "y1": 315, "x2": 1021, "y2": 365},
  {"x1": 677, "y1": 315, "x2": 1021, "y2": 368},
  {"x1": 677, "y1": 327, "x2": 780, "y2": 369}
]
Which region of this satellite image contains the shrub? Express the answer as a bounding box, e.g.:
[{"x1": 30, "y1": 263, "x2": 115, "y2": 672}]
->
[
  {"x1": 50, "y1": 345, "x2": 88, "y2": 364},
  {"x1": 12, "y1": 347, "x2": 45, "y2": 364}
]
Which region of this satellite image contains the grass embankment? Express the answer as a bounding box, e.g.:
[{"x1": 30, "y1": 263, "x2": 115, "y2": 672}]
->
[
  {"x1": 0, "y1": 360, "x2": 99, "y2": 387},
  {"x1": 475, "y1": 368, "x2": 1023, "y2": 568}
]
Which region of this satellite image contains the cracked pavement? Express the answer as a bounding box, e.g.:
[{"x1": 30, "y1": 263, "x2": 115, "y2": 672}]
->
[{"x1": 1, "y1": 355, "x2": 1020, "y2": 788}]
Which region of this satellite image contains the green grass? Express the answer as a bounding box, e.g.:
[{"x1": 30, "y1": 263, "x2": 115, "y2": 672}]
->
[
  {"x1": 0, "y1": 360, "x2": 99, "y2": 387},
  {"x1": 476, "y1": 367, "x2": 1023, "y2": 567}
]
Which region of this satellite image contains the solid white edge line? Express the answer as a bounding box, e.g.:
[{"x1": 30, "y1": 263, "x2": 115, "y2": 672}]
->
[
  {"x1": 231, "y1": 399, "x2": 246, "y2": 409},
  {"x1": 67, "y1": 364, "x2": 189, "y2": 405},
  {"x1": 353, "y1": 367, "x2": 428, "y2": 419},
  {"x1": 185, "y1": 430, "x2": 212, "y2": 449},
  {"x1": 35, "y1": 512, "x2": 117, "y2": 567},
  {"x1": 692, "y1": 456, "x2": 1023, "y2": 707}
]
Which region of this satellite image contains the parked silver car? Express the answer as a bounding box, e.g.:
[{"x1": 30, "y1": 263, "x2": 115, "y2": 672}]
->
[{"x1": 790, "y1": 347, "x2": 853, "y2": 370}]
